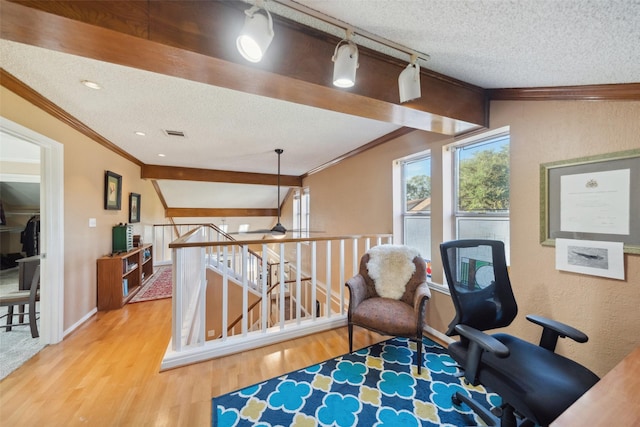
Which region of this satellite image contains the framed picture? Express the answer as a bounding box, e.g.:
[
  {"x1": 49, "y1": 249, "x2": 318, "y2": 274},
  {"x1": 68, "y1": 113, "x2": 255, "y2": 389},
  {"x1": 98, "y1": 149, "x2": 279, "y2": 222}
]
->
[
  {"x1": 104, "y1": 171, "x2": 122, "y2": 210},
  {"x1": 556, "y1": 238, "x2": 625, "y2": 280},
  {"x1": 540, "y1": 149, "x2": 640, "y2": 254},
  {"x1": 129, "y1": 193, "x2": 141, "y2": 223}
]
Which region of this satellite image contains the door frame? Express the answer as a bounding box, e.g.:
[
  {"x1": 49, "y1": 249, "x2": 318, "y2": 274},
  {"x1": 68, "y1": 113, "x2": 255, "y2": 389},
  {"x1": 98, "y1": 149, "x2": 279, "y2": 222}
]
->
[{"x1": 1, "y1": 117, "x2": 64, "y2": 344}]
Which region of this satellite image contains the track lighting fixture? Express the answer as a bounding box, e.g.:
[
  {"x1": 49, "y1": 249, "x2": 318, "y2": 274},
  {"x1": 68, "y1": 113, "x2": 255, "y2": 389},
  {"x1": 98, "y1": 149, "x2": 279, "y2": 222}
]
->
[
  {"x1": 236, "y1": 1, "x2": 274, "y2": 63},
  {"x1": 332, "y1": 30, "x2": 359, "y2": 88},
  {"x1": 398, "y1": 54, "x2": 422, "y2": 103}
]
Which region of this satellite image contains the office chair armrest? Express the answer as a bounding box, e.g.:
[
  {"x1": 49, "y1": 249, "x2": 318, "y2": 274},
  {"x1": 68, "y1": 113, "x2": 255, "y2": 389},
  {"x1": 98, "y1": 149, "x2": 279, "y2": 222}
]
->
[
  {"x1": 413, "y1": 282, "x2": 431, "y2": 312},
  {"x1": 345, "y1": 274, "x2": 367, "y2": 311},
  {"x1": 454, "y1": 324, "x2": 509, "y2": 386},
  {"x1": 455, "y1": 324, "x2": 510, "y2": 357},
  {"x1": 526, "y1": 314, "x2": 589, "y2": 352}
]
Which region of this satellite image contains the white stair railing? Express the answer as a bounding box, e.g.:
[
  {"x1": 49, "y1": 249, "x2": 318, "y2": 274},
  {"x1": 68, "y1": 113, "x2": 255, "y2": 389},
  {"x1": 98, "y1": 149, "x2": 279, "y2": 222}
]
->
[{"x1": 161, "y1": 231, "x2": 393, "y2": 370}]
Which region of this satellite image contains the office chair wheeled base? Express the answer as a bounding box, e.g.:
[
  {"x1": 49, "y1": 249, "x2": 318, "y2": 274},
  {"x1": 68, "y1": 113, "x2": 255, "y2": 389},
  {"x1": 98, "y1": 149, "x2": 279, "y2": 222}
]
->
[{"x1": 452, "y1": 392, "x2": 535, "y2": 427}]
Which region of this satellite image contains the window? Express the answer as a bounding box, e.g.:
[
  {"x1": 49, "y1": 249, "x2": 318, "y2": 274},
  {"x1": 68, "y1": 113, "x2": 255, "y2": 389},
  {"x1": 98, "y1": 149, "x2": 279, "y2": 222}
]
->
[
  {"x1": 293, "y1": 187, "x2": 309, "y2": 238},
  {"x1": 401, "y1": 154, "x2": 431, "y2": 270},
  {"x1": 452, "y1": 131, "x2": 510, "y2": 257}
]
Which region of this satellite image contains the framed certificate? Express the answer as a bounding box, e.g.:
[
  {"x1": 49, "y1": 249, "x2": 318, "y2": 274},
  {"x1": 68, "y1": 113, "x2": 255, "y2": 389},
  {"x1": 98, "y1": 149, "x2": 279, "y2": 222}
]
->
[{"x1": 540, "y1": 149, "x2": 640, "y2": 254}]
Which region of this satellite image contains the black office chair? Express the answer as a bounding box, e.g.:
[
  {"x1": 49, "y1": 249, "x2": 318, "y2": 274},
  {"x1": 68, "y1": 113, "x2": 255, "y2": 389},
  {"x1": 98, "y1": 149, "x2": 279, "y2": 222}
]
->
[{"x1": 440, "y1": 240, "x2": 599, "y2": 427}]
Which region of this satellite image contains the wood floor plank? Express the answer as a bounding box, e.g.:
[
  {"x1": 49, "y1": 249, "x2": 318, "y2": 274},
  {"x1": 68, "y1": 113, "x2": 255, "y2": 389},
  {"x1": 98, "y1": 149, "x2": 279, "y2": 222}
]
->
[{"x1": 0, "y1": 298, "x2": 387, "y2": 426}]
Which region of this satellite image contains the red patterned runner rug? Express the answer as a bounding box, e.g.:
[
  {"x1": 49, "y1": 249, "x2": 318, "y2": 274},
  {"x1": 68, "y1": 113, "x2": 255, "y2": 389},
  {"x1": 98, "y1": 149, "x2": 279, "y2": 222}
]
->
[{"x1": 130, "y1": 266, "x2": 172, "y2": 303}]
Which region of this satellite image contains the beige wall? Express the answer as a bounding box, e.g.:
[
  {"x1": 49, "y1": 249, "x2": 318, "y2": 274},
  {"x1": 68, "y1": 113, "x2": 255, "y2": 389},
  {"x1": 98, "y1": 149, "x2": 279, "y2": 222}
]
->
[
  {"x1": 490, "y1": 100, "x2": 640, "y2": 376},
  {"x1": 1, "y1": 86, "x2": 166, "y2": 331},
  {"x1": 304, "y1": 100, "x2": 640, "y2": 376}
]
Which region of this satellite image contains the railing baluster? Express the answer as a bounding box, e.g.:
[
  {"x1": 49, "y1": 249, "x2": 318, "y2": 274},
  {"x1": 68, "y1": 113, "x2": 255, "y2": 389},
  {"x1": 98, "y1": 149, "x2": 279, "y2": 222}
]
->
[
  {"x1": 279, "y1": 243, "x2": 285, "y2": 330},
  {"x1": 326, "y1": 240, "x2": 331, "y2": 318},
  {"x1": 352, "y1": 238, "x2": 358, "y2": 279},
  {"x1": 311, "y1": 241, "x2": 317, "y2": 320},
  {"x1": 241, "y1": 244, "x2": 248, "y2": 336},
  {"x1": 261, "y1": 243, "x2": 268, "y2": 333},
  {"x1": 173, "y1": 247, "x2": 182, "y2": 351},
  {"x1": 222, "y1": 246, "x2": 228, "y2": 340},
  {"x1": 198, "y1": 246, "x2": 206, "y2": 345},
  {"x1": 296, "y1": 242, "x2": 302, "y2": 324},
  {"x1": 340, "y1": 239, "x2": 345, "y2": 315}
]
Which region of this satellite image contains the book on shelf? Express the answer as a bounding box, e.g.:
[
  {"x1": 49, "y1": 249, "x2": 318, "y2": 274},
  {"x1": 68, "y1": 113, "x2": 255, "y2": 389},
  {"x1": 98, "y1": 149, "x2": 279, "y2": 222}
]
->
[{"x1": 123, "y1": 278, "x2": 129, "y2": 296}]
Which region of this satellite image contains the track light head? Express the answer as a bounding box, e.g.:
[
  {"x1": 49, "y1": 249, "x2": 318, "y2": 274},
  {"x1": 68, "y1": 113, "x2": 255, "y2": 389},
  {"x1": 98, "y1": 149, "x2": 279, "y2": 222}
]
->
[
  {"x1": 332, "y1": 39, "x2": 359, "y2": 88},
  {"x1": 237, "y1": 4, "x2": 274, "y2": 63},
  {"x1": 398, "y1": 56, "x2": 421, "y2": 103}
]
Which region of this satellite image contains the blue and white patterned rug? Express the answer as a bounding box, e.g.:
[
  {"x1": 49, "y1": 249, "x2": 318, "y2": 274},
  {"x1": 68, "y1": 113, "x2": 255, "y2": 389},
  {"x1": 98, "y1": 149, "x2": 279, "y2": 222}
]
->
[{"x1": 212, "y1": 336, "x2": 500, "y2": 426}]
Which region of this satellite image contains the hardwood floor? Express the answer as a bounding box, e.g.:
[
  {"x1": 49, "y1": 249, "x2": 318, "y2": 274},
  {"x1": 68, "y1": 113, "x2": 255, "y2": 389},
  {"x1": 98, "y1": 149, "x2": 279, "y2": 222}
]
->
[{"x1": 0, "y1": 298, "x2": 387, "y2": 426}]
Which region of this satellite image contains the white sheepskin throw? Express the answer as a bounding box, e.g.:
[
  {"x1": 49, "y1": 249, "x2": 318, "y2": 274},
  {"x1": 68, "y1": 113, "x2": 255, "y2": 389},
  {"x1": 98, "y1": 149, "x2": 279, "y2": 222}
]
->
[{"x1": 366, "y1": 244, "x2": 419, "y2": 300}]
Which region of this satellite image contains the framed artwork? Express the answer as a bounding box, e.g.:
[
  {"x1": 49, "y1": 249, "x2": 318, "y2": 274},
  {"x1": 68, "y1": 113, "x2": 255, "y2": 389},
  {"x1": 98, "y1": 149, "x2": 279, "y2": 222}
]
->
[
  {"x1": 104, "y1": 171, "x2": 122, "y2": 210},
  {"x1": 556, "y1": 238, "x2": 624, "y2": 280},
  {"x1": 129, "y1": 193, "x2": 141, "y2": 223},
  {"x1": 540, "y1": 149, "x2": 640, "y2": 254}
]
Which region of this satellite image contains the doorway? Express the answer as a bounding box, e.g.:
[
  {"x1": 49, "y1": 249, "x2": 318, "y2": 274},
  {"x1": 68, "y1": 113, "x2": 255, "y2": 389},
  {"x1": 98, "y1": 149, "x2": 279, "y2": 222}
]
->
[{"x1": 0, "y1": 117, "x2": 64, "y2": 344}]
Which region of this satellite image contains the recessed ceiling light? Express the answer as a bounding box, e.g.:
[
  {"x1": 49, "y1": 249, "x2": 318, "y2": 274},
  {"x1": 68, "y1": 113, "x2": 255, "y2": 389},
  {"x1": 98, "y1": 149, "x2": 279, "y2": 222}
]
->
[
  {"x1": 134, "y1": 131, "x2": 146, "y2": 136},
  {"x1": 158, "y1": 153, "x2": 166, "y2": 157},
  {"x1": 81, "y1": 80, "x2": 101, "y2": 90}
]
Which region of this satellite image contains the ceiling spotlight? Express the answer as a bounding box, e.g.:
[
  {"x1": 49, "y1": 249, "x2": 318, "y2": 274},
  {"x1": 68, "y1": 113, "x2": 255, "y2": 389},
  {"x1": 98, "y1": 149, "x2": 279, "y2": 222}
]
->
[
  {"x1": 134, "y1": 131, "x2": 146, "y2": 136},
  {"x1": 332, "y1": 30, "x2": 359, "y2": 88},
  {"x1": 398, "y1": 54, "x2": 421, "y2": 103},
  {"x1": 236, "y1": 2, "x2": 274, "y2": 63},
  {"x1": 81, "y1": 80, "x2": 101, "y2": 90}
]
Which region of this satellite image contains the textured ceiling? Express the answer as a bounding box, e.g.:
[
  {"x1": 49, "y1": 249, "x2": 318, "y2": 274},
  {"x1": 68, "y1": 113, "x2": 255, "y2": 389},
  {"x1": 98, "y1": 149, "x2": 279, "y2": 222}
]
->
[
  {"x1": 291, "y1": 0, "x2": 640, "y2": 88},
  {"x1": 1, "y1": 0, "x2": 638, "y2": 233}
]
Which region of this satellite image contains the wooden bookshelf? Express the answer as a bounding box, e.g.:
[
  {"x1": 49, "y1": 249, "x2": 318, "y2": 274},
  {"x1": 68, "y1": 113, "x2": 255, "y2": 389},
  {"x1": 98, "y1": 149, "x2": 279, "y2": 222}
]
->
[{"x1": 97, "y1": 244, "x2": 154, "y2": 311}]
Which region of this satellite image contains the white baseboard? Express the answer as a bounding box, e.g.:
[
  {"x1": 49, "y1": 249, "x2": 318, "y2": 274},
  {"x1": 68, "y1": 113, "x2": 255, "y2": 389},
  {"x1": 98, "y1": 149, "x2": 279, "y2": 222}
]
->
[
  {"x1": 423, "y1": 324, "x2": 455, "y2": 345},
  {"x1": 63, "y1": 307, "x2": 97, "y2": 338},
  {"x1": 161, "y1": 316, "x2": 348, "y2": 371}
]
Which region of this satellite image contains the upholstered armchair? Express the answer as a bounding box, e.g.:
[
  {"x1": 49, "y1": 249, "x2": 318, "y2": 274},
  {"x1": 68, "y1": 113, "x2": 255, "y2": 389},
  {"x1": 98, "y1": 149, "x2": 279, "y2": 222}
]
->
[{"x1": 346, "y1": 244, "x2": 431, "y2": 373}]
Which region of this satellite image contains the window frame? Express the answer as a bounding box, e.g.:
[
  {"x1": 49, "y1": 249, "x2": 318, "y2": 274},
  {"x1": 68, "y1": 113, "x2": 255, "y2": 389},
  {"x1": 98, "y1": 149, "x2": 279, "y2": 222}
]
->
[
  {"x1": 292, "y1": 187, "x2": 310, "y2": 239},
  {"x1": 449, "y1": 128, "x2": 511, "y2": 259},
  {"x1": 399, "y1": 152, "x2": 432, "y2": 273}
]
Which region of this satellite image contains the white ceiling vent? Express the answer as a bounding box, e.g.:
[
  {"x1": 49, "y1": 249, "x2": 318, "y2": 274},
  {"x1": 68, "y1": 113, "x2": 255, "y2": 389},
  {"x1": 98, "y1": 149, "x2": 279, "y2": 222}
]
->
[{"x1": 163, "y1": 129, "x2": 187, "y2": 138}]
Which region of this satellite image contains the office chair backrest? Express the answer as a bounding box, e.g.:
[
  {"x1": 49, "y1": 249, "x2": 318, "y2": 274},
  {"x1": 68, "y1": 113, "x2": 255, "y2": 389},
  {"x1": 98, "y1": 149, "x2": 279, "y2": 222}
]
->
[{"x1": 440, "y1": 239, "x2": 518, "y2": 336}]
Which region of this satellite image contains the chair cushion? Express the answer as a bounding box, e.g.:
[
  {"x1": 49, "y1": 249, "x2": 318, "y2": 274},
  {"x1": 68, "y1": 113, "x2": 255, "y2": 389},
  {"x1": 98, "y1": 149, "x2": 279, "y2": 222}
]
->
[
  {"x1": 449, "y1": 333, "x2": 599, "y2": 425},
  {"x1": 351, "y1": 297, "x2": 416, "y2": 336}
]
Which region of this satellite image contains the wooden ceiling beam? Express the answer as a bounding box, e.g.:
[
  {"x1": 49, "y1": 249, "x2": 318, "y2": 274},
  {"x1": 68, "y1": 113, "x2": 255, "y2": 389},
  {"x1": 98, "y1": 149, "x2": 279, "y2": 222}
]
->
[
  {"x1": 2, "y1": 0, "x2": 486, "y2": 134},
  {"x1": 142, "y1": 165, "x2": 302, "y2": 187},
  {"x1": 165, "y1": 208, "x2": 278, "y2": 218}
]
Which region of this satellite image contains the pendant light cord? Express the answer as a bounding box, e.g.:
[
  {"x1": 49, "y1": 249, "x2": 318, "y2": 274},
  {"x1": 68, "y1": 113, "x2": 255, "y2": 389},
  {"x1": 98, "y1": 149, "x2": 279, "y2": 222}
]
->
[{"x1": 275, "y1": 148, "x2": 283, "y2": 223}]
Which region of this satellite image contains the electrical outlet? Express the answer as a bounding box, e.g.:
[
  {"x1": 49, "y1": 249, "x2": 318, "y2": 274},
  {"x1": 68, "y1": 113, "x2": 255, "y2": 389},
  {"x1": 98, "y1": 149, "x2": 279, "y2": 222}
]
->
[{"x1": 207, "y1": 329, "x2": 216, "y2": 337}]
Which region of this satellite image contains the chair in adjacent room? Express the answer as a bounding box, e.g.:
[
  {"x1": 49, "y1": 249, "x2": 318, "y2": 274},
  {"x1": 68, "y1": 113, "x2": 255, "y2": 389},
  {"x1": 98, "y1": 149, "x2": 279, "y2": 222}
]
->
[
  {"x1": 0, "y1": 265, "x2": 40, "y2": 338},
  {"x1": 346, "y1": 244, "x2": 430, "y2": 373},
  {"x1": 440, "y1": 239, "x2": 599, "y2": 427}
]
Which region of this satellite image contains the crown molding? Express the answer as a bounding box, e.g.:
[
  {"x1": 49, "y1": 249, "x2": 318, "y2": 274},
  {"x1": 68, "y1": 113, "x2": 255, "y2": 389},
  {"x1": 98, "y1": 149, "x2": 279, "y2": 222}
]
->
[{"x1": 488, "y1": 83, "x2": 640, "y2": 101}]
